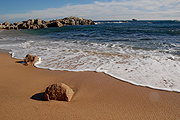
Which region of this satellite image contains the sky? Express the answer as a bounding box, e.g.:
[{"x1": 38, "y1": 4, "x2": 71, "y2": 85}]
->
[{"x1": 0, "y1": 0, "x2": 180, "y2": 23}]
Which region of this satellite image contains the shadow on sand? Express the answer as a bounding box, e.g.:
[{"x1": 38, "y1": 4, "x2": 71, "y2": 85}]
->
[
  {"x1": 15, "y1": 60, "x2": 25, "y2": 64},
  {"x1": 30, "y1": 92, "x2": 46, "y2": 101}
]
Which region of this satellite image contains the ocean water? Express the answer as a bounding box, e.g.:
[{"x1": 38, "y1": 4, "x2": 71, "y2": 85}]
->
[{"x1": 0, "y1": 20, "x2": 180, "y2": 92}]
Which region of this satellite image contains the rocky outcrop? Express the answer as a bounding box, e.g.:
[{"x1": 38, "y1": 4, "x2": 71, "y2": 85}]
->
[
  {"x1": 17, "y1": 18, "x2": 48, "y2": 29},
  {"x1": 24, "y1": 54, "x2": 39, "y2": 66},
  {"x1": 60, "y1": 16, "x2": 94, "y2": 25},
  {"x1": 44, "y1": 83, "x2": 74, "y2": 102},
  {"x1": 0, "y1": 16, "x2": 95, "y2": 30}
]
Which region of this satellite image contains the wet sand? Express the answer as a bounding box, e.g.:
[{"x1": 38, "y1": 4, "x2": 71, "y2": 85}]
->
[{"x1": 0, "y1": 51, "x2": 180, "y2": 120}]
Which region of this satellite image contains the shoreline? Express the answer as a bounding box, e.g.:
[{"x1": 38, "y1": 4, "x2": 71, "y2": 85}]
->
[
  {"x1": 0, "y1": 51, "x2": 180, "y2": 119},
  {"x1": 9, "y1": 47, "x2": 180, "y2": 93},
  {"x1": 1, "y1": 21, "x2": 180, "y2": 93}
]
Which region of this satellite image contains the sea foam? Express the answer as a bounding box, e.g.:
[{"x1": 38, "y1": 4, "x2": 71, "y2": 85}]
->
[
  {"x1": 3, "y1": 38, "x2": 180, "y2": 92},
  {"x1": 26, "y1": 39, "x2": 180, "y2": 92}
]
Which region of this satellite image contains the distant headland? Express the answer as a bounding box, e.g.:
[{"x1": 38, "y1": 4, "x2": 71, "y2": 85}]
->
[{"x1": 0, "y1": 16, "x2": 95, "y2": 30}]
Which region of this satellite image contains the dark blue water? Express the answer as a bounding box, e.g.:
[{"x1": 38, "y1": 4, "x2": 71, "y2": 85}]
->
[{"x1": 24, "y1": 20, "x2": 180, "y2": 56}]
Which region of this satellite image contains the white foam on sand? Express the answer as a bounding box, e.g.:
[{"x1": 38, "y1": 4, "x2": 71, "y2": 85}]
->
[
  {"x1": 34, "y1": 57, "x2": 42, "y2": 66},
  {"x1": 28, "y1": 40, "x2": 180, "y2": 92}
]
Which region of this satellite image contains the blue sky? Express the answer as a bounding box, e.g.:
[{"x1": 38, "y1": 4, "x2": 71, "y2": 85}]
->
[
  {"x1": 0, "y1": 0, "x2": 100, "y2": 14},
  {"x1": 0, "y1": 0, "x2": 180, "y2": 23}
]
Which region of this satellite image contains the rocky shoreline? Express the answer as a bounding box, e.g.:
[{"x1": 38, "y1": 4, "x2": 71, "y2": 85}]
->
[{"x1": 0, "y1": 16, "x2": 95, "y2": 30}]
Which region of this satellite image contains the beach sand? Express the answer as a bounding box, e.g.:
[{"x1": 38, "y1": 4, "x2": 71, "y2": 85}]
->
[{"x1": 0, "y1": 51, "x2": 180, "y2": 120}]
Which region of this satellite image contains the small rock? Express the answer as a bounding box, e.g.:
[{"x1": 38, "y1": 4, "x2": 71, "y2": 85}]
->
[
  {"x1": 44, "y1": 83, "x2": 74, "y2": 102},
  {"x1": 24, "y1": 54, "x2": 38, "y2": 65}
]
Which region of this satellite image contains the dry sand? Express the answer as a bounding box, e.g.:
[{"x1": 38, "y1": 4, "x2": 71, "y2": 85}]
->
[{"x1": 0, "y1": 51, "x2": 180, "y2": 120}]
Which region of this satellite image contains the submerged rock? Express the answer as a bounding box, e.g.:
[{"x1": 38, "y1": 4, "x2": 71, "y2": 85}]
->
[
  {"x1": 24, "y1": 54, "x2": 39, "y2": 66},
  {"x1": 44, "y1": 83, "x2": 74, "y2": 102},
  {"x1": 132, "y1": 19, "x2": 137, "y2": 21}
]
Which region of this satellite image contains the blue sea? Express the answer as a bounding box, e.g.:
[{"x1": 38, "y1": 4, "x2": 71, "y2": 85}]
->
[{"x1": 0, "y1": 20, "x2": 180, "y2": 92}]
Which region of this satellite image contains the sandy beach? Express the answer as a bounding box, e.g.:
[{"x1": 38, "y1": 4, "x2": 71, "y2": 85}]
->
[{"x1": 0, "y1": 51, "x2": 180, "y2": 120}]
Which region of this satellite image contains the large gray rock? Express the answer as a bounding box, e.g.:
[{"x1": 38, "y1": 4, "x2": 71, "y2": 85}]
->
[{"x1": 44, "y1": 83, "x2": 74, "y2": 102}]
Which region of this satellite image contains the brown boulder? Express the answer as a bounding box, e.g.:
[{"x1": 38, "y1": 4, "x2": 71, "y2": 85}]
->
[
  {"x1": 24, "y1": 54, "x2": 38, "y2": 65},
  {"x1": 3, "y1": 21, "x2": 10, "y2": 26},
  {"x1": 44, "y1": 83, "x2": 74, "y2": 102},
  {"x1": 18, "y1": 23, "x2": 28, "y2": 29},
  {"x1": 32, "y1": 25, "x2": 38, "y2": 29},
  {"x1": 47, "y1": 21, "x2": 63, "y2": 27},
  {"x1": 69, "y1": 19, "x2": 75, "y2": 25},
  {"x1": 39, "y1": 24, "x2": 48, "y2": 28},
  {"x1": 34, "y1": 18, "x2": 43, "y2": 25},
  {"x1": 27, "y1": 19, "x2": 34, "y2": 25}
]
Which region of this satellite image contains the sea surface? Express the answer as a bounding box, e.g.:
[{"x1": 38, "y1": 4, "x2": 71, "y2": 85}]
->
[{"x1": 0, "y1": 20, "x2": 180, "y2": 92}]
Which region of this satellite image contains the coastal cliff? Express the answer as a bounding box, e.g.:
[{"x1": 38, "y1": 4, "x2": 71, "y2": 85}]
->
[{"x1": 0, "y1": 16, "x2": 95, "y2": 30}]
